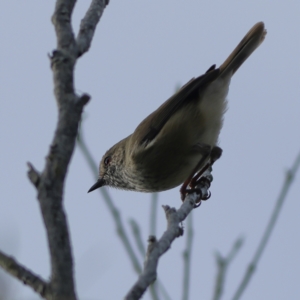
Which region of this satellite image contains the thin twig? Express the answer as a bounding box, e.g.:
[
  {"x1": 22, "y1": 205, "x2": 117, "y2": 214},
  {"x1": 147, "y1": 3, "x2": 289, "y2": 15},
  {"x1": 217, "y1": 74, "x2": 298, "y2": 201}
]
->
[
  {"x1": 129, "y1": 219, "x2": 146, "y2": 257},
  {"x1": 0, "y1": 250, "x2": 48, "y2": 298},
  {"x1": 128, "y1": 220, "x2": 172, "y2": 300},
  {"x1": 27, "y1": 162, "x2": 41, "y2": 189},
  {"x1": 231, "y1": 151, "x2": 300, "y2": 300},
  {"x1": 77, "y1": 128, "x2": 142, "y2": 274},
  {"x1": 212, "y1": 237, "x2": 244, "y2": 300},
  {"x1": 182, "y1": 212, "x2": 194, "y2": 300},
  {"x1": 157, "y1": 282, "x2": 172, "y2": 300},
  {"x1": 124, "y1": 172, "x2": 212, "y2": 300},
  {"x1": 124, "y1": 200, "x2": 194, "y2": 300},
  {"x1": 149, "y1": 193, "x2": 159, "y2": 235},
  {"x1": 148, "y1": 193, "x2": 160, "y2": 300},
  {"x1": 128, "y1": 219, "x2": 162, "y2": 300},
  {"x1": 77, "y1": 0, "x2": 109, "y2": 56},
  {"x1": 128, "y1": 217, "x2": 171, "y2": 300},
  {"x1": 148, "y1": 283, "x2": 160, "y2": 300}
]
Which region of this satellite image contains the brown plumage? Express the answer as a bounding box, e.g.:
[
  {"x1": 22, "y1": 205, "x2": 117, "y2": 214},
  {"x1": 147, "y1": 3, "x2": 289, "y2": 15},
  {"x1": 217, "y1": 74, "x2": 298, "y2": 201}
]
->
[{"x1": 88, "y1": 22, "x2": 266, "y2": 196}]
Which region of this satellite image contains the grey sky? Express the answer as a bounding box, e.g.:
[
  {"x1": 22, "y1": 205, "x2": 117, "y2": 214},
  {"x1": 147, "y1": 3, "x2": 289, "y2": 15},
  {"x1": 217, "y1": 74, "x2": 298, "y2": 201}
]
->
[{"x1": 0, "y1": 1, "x2": 299, "y2": 299}]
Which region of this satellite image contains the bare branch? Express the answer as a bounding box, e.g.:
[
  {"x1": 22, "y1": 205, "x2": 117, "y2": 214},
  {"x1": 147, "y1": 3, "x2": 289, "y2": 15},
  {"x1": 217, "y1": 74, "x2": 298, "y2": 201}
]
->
[
  {"x1": 37, "y1": 2, "x2": 108, "y2": 297},
  {"x1": 231, "y1": 150, "x2": 300, "y2": 300},
  {"x1": 18, "y1": 1, "x2": 107, "y2": 299},
  {"x1": 149, "y1": 193, "x2": 159, "y2": 236},
  {"x1": 77, "y1": 0, "x2": 110, "y2": 56},
  {"x1": 129, "y1": 219, "x2": 146, "y2": 257},
  {"x1": 0, "y1": 250, "x2": 48, "y2": 298},
  {"x1": 124, "y1": 201, "x2": 192, "y2": 300},
  {"x1": 212, "y1": 237, "x2": 244, "y2": 300},
  {"x1": 182, "y1": 213, "x2": 194, "y2": 300},
  {"x1": 124, "y1": 185, "x2": 209, "y2": 300},
  {"x1": 27, "y1": 162, "x2": 41, "y2": 189},
  {"x1": 38, "y1": 55, "x2": 89, "y2": 299},
  {"x1": 52, "y1": 0, "x2": 77, "y2": 52},
  {"x1": 1, "y1": 0, "x2": 108, "y2": 299},
  {"x1": 128, "y1": 218, "x2": 172, "y2": 300}
]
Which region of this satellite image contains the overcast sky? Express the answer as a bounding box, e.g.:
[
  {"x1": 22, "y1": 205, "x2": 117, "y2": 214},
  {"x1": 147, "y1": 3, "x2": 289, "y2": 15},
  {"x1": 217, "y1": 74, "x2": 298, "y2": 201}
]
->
[{"x1": 0, "y1": 1, "x2": 300, "y2": 299}]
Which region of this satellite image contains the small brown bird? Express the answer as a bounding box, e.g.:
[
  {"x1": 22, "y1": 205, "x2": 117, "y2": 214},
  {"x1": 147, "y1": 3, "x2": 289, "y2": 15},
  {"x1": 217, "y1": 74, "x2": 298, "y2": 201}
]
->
[{"x1": 88, "y1": 22, "x2": 266, "y2": 199}]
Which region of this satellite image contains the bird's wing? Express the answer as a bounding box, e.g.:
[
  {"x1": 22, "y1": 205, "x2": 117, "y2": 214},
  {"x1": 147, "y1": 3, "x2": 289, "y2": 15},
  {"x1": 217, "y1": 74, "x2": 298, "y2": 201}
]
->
[
  {"x1": 131, "y1": 22, "x2": 266, "y2": 151},
  {"x1": 132, "y1": 67, "x2": 220, "y2": 147}
]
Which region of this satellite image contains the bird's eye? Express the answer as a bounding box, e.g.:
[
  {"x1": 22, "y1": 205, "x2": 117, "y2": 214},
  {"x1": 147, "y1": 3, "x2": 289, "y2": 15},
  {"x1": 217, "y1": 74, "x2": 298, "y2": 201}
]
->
[{"x1": 104, "y1": 156, "x2": 111, "y2": 166}]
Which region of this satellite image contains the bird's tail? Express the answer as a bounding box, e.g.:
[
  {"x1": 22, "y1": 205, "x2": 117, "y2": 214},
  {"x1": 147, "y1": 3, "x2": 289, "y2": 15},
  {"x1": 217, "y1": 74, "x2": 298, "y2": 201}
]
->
[{"x1": 219, "y1": 22, "x2": 266, "y2": 77}]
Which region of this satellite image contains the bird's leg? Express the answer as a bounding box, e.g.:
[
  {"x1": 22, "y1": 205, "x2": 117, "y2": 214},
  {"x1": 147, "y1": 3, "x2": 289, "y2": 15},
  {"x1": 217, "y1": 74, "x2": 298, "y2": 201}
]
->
[
  {"x1": 190, "y1": 146, "x2": 222, "y2": 188},
  {"x1": 180, "y1": 144, "x2": 211, "y2": 201},
  {"x1": 189, "y1": 146, "x2": 222, "y2": 207},
  {"x1": 180, "y1": 146, "x2": 222, "y2": 204}
]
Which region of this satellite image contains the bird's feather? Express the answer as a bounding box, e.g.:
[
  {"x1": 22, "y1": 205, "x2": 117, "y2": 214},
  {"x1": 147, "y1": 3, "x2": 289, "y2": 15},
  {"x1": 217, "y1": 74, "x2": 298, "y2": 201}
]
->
[{"x1": 132, "y1": 68, "x2": 220, "y2": 147}]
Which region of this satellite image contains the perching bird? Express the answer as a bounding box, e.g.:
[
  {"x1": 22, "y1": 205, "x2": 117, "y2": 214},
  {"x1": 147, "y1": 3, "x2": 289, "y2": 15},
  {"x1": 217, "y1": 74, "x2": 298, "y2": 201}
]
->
[{"x1": 88, "y1": 22, "x2": 266, "y2": 199}]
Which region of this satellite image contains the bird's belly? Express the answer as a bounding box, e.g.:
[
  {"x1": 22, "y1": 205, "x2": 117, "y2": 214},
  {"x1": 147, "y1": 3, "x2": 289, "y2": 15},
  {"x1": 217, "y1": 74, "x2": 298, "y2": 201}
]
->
[{"x1": 131, "y1": 150, "x2": 205, "y2": 192}]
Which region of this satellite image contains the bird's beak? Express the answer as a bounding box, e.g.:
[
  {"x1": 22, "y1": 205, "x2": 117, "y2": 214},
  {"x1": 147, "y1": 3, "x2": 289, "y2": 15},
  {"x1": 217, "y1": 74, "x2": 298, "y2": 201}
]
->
[{"x1": 88, "y1": 178, "x2": 106, "y2": 193}]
